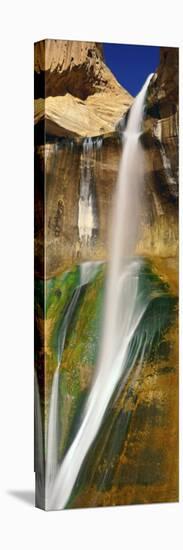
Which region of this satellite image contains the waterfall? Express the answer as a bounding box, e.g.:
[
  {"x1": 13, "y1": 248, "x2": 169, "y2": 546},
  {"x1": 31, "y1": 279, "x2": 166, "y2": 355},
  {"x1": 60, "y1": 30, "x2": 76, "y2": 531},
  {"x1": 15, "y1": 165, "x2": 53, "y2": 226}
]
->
[
  {"x1": 46, "y1": 74, "x2": 153, "y2": 510},
  {"x1": 78, "y1": 138, "x2": 101, "y2": 244}
]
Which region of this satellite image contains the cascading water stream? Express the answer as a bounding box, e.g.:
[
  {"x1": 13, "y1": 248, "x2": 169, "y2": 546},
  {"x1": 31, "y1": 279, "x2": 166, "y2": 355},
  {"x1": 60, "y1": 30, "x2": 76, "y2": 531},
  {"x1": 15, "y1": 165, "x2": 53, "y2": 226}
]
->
[
  {"x1": 78, "y1": 138, "x2": 100, "y2": 244},
  {"x1": 46, "y1": 74, "x2": 154, "y2": 510},
  {"x1": 46, "y1": 288, "x2": 80, "y2": 487},
  {"x1": 45, "y1": 262, "x2": 102, "y2": 494}
]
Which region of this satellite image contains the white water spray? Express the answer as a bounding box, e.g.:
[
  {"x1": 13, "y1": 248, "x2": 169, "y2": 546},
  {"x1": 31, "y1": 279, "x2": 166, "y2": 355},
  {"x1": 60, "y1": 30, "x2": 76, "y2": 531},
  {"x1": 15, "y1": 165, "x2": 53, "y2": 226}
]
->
[
  {"x1": 46, "y1": 74, "x2": 153, "y2": 510},
  {"x1": 78, "y1": 138, "x2": 100, "y2": 244}
]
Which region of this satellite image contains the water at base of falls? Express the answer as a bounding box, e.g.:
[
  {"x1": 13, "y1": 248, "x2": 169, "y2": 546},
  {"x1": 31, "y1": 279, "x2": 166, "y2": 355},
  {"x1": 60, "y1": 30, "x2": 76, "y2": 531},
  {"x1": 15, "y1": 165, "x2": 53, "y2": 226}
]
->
[
  {"x1": 35, "y1": 256, "x2": 176, "y2": 510},
  {"x1": 46, "y1": 260, "x2": 150, "y2": 510},
  {"x1": 42, "y1": 74, "x2": 154, "y2": 510}
]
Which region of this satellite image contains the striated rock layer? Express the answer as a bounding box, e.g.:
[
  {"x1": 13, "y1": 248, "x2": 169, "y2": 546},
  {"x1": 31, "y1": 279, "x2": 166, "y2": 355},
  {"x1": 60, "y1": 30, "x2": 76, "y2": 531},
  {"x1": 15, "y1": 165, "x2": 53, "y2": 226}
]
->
[
  {"x1": 35, "y1": 133, "x2": 178, "y2": 278},
  {"x1": 34, "y1": 40, "x2": 132, "y2": 137}
]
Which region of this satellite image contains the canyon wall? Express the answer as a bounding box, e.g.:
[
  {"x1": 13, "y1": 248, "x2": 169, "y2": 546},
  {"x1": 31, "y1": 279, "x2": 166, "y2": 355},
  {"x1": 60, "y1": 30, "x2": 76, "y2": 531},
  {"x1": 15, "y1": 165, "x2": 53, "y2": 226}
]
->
[{"x1": 34, "y1": 42, "x2": 179, "y2": 278}]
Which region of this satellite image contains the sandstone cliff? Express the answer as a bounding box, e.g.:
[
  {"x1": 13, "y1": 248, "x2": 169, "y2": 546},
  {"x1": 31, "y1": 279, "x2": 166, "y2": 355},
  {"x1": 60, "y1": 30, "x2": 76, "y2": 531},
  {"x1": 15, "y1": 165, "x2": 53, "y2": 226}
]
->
[
  {"x1": 34, "y1": 40, "x2": 132, "y2": 137},
  {"x1": 144, "y1": 47, "x2": 178, "y2": 199},
  {"x1": 147, "y1": 47, "x2": 178, "y2": 135},
  {"x1": 34, "y1": 43, "x2": 179, "y2": 277}
]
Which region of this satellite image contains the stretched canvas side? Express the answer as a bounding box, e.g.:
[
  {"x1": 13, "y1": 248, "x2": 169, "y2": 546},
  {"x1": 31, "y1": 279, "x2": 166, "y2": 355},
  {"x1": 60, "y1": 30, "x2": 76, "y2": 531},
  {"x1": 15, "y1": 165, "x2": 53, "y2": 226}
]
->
[{"x1": 34, "y1": 40, "x2": 46, "y2": 509}]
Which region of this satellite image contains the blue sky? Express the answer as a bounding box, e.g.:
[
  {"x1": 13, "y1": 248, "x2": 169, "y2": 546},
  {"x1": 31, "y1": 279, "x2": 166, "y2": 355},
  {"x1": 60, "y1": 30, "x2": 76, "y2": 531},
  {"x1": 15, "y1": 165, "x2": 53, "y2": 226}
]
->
[{"x1": 103, "y1": 44, "x2": 160, "y2": 96}]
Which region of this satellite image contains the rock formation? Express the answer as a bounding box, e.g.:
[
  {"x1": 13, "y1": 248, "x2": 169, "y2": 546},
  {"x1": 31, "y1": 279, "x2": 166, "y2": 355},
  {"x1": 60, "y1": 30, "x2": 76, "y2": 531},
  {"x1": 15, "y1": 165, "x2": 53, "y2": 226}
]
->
[
  {"x1": 34, "y1": 40, "x2": 132, "y2": 137},
  {"x1": 147, "y1": 47, "x2": 178, "y2": 138},
  {"x1": 35, "y1": 44, "x2": 178, "y2": 277}
]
